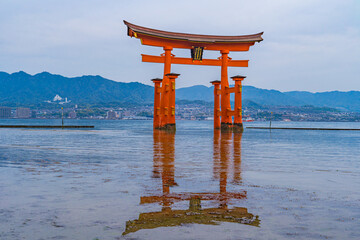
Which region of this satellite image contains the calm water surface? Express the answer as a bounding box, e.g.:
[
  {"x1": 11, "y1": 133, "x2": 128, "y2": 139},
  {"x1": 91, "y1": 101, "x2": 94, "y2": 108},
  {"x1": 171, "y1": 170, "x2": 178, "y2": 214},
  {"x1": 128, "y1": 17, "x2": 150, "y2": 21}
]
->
[{"x1": 1, "y1": 120, "x2": 359, "y2": 240}]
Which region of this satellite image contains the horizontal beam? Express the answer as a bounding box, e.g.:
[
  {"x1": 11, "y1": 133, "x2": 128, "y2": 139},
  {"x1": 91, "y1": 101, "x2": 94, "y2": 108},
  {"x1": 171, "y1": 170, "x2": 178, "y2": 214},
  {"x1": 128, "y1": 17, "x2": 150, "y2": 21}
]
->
[
  {"x1": 142, "y1": 54, "x2": 248, "y2": 67},
  {"x1": 138, "y1": 34, "x2": 255, "y2": 51},
  {"x1": 140, "y1": 191, "x2": 246, "y2": 204},
  {"x1": 225, "y1": 87, "x2": 235, "y2": 94},
  {"x1": 227, "y1": 109, "x2": 235, "y2": 116}
]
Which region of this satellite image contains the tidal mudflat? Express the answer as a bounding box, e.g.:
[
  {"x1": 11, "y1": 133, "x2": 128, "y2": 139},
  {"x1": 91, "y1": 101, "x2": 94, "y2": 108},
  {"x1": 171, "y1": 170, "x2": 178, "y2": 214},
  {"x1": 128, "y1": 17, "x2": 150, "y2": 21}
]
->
[{"x1": 1, "y1": 120, "x2": 359, "y2": 239}]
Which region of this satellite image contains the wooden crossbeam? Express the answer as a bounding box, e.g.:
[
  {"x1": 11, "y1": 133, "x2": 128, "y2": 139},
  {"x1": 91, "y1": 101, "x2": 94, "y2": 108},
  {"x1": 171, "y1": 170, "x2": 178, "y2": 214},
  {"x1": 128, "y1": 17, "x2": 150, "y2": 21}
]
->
[
  {"x1": 227, "y1": 109, "x2": 235, "y2": 116},
  {"x1": 142, "y1": 54, "x2": 249, "y2": 67},
  {"x1": 226, "y1": 87, "x2": 235, "y2": 94}
]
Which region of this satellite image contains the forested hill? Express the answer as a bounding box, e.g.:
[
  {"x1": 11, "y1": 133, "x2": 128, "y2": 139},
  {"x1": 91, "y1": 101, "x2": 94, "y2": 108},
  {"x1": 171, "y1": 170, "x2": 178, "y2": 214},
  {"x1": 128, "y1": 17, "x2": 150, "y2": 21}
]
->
[
  {"x1": 1, "y1": 71, "x2": 360, "y2": 111},
  {"x1": 0, "y1": 71, "x2": 153, "y2": 104},
  {"x1": 176, "y1": 85, "x2": 360, "y2": 112}
]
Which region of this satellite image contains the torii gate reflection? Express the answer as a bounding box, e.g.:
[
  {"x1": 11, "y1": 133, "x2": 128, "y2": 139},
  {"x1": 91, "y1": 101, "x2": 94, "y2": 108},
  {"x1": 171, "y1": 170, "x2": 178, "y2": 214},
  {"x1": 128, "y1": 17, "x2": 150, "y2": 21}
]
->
[{"x1": 123, "y1": 131, "x2": 260, "y2": 235}]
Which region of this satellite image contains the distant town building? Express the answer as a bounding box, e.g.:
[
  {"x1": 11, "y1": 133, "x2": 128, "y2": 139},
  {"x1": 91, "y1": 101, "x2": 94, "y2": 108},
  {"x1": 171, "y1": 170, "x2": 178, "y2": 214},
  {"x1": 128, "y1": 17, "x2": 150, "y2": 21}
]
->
[
  {"x1": 0, "y1": 107, "x2": 11, "y2": 118},
  {"x1": 107, "y1": 110, "x2": 117, "y2": 120},
  {"x1": 53, "y1": 94, "x2": 62, "y2": 101},
  {"x1": 69, "y1": 111, "x2": 77, "y2": 119},
  {"x1": 44, "y1": 94, "x2": 71, "y2": 104},
  {"x1": 16, "y1": 107, "x2": 31, "y2": 118}
]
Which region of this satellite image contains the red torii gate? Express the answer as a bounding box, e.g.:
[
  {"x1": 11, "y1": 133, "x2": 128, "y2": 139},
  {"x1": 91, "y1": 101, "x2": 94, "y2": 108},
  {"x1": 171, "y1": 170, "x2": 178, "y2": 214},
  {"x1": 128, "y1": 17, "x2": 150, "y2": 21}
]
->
[{"x1": 124, "y1": 21, "x2": 263, "y2": 132}]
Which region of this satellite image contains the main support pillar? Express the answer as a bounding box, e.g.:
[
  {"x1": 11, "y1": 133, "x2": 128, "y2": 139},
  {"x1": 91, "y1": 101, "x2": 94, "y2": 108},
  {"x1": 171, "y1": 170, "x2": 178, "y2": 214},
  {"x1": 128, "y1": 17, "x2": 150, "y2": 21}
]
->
[
  {"x1": 231, "y1": 75, "x2": 246, "y2": 133},
  {"x1": 211, "y1": 81, "x2": 221, "y2": 129},
  {"x1": 164, "y1": 73, "x2": 180, "y2": 132},
  {"x1": 160, "y1": 46, "x2": 173, "y2": 128},
  {"x1": 151, "y1": 78, "x2": 162, "y2": 129},
  {"x1": 220, "y1": 50, "x2": 232, "y2": 130}
]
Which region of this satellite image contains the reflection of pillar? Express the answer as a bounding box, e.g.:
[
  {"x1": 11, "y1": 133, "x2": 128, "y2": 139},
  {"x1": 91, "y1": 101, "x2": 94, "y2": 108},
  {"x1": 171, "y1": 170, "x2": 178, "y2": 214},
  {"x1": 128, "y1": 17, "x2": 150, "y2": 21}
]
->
[
  {"x1": 152, "y1": 130, "x2": 161, "y2": 178},
  {"x1": 220, "y1": 50, "x2": 232, "y2": 129},
  {"x1": 231, "y1": 75, "x2": 246, "y2": 132},
  {"x1": 154, "y1": 130, "x2": 176, "y2": 209},
  {"x1": 165, "y1": 73, "x2": 180, "y2": 132},
  {"x1": 211, "y1": 81, "x2": 221, "y2": 129},
  {"x1": 152, "y1": 78, "x2": 162, "y2": 129},
  {"x1": 189, "y1": 197, "x2": 201, "y2": 211},
  {"x1": 219, "y1": 131, "x2": 232, "y2": 208},
  {"x1": 160, "y1": 46, "x2": 173, "y2": 128},
  {"x1": 233, "y1": 132, "x2": 243, "y2": 183},
  {"x1": 213, "y1": 129, "x2": 221, "y2": 180},
  {"x1": 151, "y1": 130, "x2": 177, "y2": 210}
]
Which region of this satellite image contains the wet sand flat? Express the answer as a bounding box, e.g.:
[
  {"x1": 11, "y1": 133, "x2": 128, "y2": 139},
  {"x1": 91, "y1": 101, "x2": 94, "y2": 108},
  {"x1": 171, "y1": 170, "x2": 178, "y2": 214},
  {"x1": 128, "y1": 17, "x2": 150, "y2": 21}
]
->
[{"x1": 1, "y1": 120, "x2": 359, "y2": 239}]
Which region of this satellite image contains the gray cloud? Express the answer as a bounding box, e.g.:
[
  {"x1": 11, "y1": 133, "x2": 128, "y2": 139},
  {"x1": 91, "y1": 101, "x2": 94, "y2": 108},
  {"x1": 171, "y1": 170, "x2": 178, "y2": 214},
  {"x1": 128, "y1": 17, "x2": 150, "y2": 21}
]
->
[{"x1": 0, "y1": 0, "x2": 359, "y2": 92}]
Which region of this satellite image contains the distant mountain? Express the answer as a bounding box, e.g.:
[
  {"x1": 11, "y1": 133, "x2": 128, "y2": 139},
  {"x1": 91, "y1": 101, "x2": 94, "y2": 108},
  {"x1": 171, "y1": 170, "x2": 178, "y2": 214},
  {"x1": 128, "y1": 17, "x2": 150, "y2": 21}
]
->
[
  {"x1": 177, "y1": 85, "x2": 360, "y2": 112},
  {"x1": 177, "y1": 85, "x2": 304, "y2": 106},
  {"x1": 176, "y1": 85, "x2": 213, "y2": 102},
  {"x1": 284, "y1": 91, "x2": 360, "y2": 112},
  {"x1": 0, "y1": 71, "x2": 153, "y2": 104},
  {"x1": 1, "y1": 71, "x2": 360, "y2": 111}
]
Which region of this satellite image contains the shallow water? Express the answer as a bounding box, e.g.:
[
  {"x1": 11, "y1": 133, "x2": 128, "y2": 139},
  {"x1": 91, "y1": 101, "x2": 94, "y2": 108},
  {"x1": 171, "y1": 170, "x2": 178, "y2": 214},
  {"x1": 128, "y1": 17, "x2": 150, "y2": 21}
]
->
[{"x1": 1, "y1": 120, "x2": 359, "y2": 240}]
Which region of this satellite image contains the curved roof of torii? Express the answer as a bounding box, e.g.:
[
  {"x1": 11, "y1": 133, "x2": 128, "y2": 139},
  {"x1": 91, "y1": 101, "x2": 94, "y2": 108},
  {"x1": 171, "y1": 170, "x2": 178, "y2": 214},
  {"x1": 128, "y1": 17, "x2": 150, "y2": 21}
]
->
[{"x1": 124, "y1": 21, "x2": 263, "y2": 44}]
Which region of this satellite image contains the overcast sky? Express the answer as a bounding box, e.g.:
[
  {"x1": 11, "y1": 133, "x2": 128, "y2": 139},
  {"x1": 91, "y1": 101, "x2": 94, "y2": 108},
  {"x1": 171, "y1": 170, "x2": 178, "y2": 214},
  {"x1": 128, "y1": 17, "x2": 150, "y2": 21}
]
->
[{"x1": 0, "y1": 0, "x2": 359, "y2": 92}]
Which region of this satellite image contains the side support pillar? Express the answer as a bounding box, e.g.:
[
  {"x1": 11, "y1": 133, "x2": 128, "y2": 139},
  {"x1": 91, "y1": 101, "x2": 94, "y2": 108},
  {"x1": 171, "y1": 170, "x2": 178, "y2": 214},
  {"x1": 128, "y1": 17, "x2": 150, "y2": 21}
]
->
[
  {"x1": 231, "y1": 75, "x2": 246, "y2": 133},
  {"x1": 220, "y1": 50, "x2": 232, "y2": 130},
  {"x1": 151, "y1": 78, "x2": 162, "y2": 129},
  {"x1": 165, "y1": 73, "x2": 180, "y2": 132},
  {"x1": 211, "y1": 80, "x2": 221, "y2": 129}
]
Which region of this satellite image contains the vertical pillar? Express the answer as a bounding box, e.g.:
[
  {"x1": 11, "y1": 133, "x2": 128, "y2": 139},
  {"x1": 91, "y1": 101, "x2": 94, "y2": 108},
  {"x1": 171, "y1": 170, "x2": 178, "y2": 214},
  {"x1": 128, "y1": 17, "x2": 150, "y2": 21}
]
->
[
  {"x1": 231, "y1": 75, "x2": 246, "y2": 133},
  {"x1": 160, "y1": 46, "x2": 173, "y2": 128},
  {"x1": 211, "y1": 80, "x2": 221, "y2": 129},
  {"x1": 151, "y1": 78, "x2": 162, "y2": 129},
  {"x1": 220, "y1": 50, "x2": 232, "y2": 130},
  {"x1": 165, "y1": 73, "x2": 180, "y2": 132}
]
